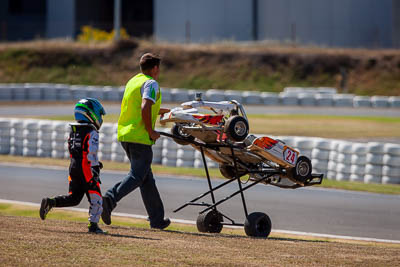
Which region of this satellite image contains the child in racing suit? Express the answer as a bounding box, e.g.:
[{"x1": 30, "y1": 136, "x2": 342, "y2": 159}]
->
[{"x1": 39, "y1": 98, "x2": 107, "y2": 234}]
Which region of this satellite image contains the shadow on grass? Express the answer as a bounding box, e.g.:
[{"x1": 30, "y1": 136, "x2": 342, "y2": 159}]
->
[
  {"x1": 107, "y1": 232, "x2": 160, "y2": 241},
  {"x1": 163, "y1": 229, "x2": 328, "y2": 243},
  {"x1": 43, "y1": 228, "x2": 160, "y2": 241}
]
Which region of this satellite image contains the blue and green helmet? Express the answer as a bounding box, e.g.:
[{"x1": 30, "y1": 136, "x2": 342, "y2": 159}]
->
[{"x1": 74, "y1": 98, "x2": 106, "y2": 130}]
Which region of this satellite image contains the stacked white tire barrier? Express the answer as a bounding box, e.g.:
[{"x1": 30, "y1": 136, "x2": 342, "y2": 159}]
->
[
  {"x1": 335, "y1": 142, "x2": 353, "y2": 181},
  {"x1": 293, "y1": 137, "x2": 313, "y2": 158},
  {"x1": 205, "y1": 89, "x2": 226, "y2": 102},
  {"x1": 311, "y1": 139, "x2": 331, "y2": 176},
  {"x1": 152, "y1": 136, "x2": 164, "y2": 164},
  {"x1": 51, "y1": 122, "x2": 68, "y2": 159},
  {"x1": 10, "y1": 120, "x2": 24, "y2": 156},
  {"x1": 315, "y1": 93, "x2": 334, "y2": 106},
  {"x1": 194, "y1": 149, "x2": 218, "y2": 169},
  {"x1": 160, "y1": 88, "x2": 172, "y2": 103},
  {"x1": 162, "y1": 138, "x2": 178, "y2": 166},
  {"x1": 382, "y1": 144, "x2": 400, "y2": 184},
  {"x1": 389, "y1": 96, "x2": 400, "y2": 108},
  {"x1": 261, "y1": 92, "x2": 279, "y2": 105},
  {"x1": 99, "y1": 123, "x2": 114, "y2": 161},
  {"x1": 371, "y1": 96, "x2": 389, "y2": 108},
  {"x1": 1, "y1": 83, "x2": 400, "y2": 109},
  {"x1": 334, "y1": 94, "x2": 354, "y2": 107},
  {"x1": 111, "y1": 124, "x2": 125, "y2": 162},
  {"x1": 103, "y1": 86, "x2": 121, "y2": 102},
  {"x1": 350, "y1": 143, "x2": 368, "y2": 182},
  {"x1": 242, "y1": 91, "x2": 261, "y2": 105},
  {"x1": 0, "y1": 119, "x2": 11, "y2": 154},
  {"x1": 0, "y1": 84, "x2": 13, "y2": 101},
  {"x1": 353, "y1": 96, "x2": 371, "y2": 108},
  {"x1": 298, "y1": 93, "x2": 316, "y2": 106},
  {"x1": 37, "y1": 121, "x2": 54, "y2": 157},
  {"x1": 176, "y1": 145, "x2": 196, "y2": 168},
  {"x1": 327, "y1": 140, "x2": 341, "y2": 179},
  {"x1": 1, "y1": 118, "x2": 400, "y2": 185},
  {"x1": 55, "y1": 84, "x2": 72, "y2": 101},
  {"x1": 364, "y1": 142, "x2": 385, "y2": 183},
  {"x1": 22, "y1": 120, "x2": 40, "y2": 157},
  {"x1": 279, "y1": 92, "x2": 298, "y2": 106},
  {"x1": 170, "y1": 88, "x2": 190, "y2": 103},
  {"x1": 225, "y1": 90, "x2": 243, "y2": 103}
]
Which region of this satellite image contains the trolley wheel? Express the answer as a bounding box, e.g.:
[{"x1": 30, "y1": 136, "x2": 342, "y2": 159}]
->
[
  {"x1": 293, "y1": 155, "x2": 312, "y2": 183},
  {"x1": 244, "y1": 212, "x2": 272, "y2": 238},
  {"x1": 224, "y1": 115, "x2": 249, "y2": 142},
  {"x1": 196, "y1": 210, "x2": 223, "y2": 233},
  {"x1": 171, "y1": 123, "x2": 195, "y2": 145}
]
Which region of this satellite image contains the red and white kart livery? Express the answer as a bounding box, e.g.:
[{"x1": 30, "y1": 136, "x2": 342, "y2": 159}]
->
[{"x1": 160, "y1": 95, "x2": 322, "y2": 188}]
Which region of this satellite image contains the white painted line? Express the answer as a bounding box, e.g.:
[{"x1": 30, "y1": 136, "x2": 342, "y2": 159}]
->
[{"x1": 1, "y1": 199, "x2": 400, "y2": 244}]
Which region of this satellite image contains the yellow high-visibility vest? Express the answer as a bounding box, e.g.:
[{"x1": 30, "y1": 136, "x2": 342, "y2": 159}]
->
[{"x1": 117, "y1": 73, "x2": 161, "y2": 145}]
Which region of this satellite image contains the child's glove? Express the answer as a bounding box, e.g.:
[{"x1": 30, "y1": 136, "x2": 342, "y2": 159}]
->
[{"x1": 91, "y1": 165, "x2": 101, "y2": 185}]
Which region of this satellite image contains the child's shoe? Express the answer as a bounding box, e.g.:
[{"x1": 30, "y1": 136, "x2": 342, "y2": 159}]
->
[
  {"x1": 88, "y1": 222, "x2": 108, "y2": 234},
  {"x1": 39, "y1": 198, "x2": 55, "y2": 220}
]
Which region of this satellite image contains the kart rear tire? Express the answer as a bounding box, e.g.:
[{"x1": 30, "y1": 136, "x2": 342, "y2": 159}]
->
[
  {"x1": 224, "y1": 116, "x2": 249, "y2": 142},
  {"x1": 196, "y1": 210, "x2": 223, "y2": 233},
  {"x1": 293, "y1": 155, "x2": 312, "y2": 183},
  {"x1": 244, "y1": 212, "x2": 272, "y2": 238},
  {"x1": 171, "y1": 124, "x2": 195, "y2": 145}
]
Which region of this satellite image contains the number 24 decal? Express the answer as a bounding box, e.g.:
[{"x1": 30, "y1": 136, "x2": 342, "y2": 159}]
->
[{"x1": 284, "y1": 149, "x2": 297, "y2": 164}]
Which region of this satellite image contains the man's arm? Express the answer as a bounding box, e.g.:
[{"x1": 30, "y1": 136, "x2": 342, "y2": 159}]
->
[
  {"x1": 159, "y1": 108, "x2": 170, "y2": 115},
  {"x1": 141, "y1": 98, "x2": 160, "y2": 141}
]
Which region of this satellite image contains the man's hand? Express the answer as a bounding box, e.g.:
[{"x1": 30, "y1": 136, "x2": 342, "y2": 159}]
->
[{"x1": 149, "y1": 130, "x2": 160, "y2": 141}]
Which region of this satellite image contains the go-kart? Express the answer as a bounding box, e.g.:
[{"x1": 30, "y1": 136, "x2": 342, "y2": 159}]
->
[
  {"x1": 160, "y1": 95, "x2": 250, "y2": 144},
  {"x1": 159, "y1": 94, "x2": 323, "y2": 238}
]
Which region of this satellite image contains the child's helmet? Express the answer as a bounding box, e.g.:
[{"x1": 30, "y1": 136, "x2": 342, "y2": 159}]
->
[{"x1": 74, "y1": 98, "x2": 106, "y2": 130}]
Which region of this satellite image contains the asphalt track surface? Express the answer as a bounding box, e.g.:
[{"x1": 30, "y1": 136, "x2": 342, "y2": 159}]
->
[
  {"x1": 0, "y1": 163, "x2": 399, "y2": 241},
  {"x1": 0, "y1": 102, "x2": 400, "y2": 117}
]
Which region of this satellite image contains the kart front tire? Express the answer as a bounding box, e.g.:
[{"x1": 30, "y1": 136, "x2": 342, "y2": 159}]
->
[
  {"x1": 171, "y1": 124, "x2": 195, "y2": 145},
  {"x1": 224, "y1": 115, "x2": 249, "y2": 142},
  {"x1": 293, "y1": 155, "x2": 312, "y2": 183},
  {"x1": 244, "y1": 212, "x2": 272, "y2": 238}
]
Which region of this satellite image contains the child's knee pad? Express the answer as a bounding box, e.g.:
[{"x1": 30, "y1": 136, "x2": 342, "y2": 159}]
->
[{"x1": 88, "y1": 193, "x2": 103, "y2": 223}]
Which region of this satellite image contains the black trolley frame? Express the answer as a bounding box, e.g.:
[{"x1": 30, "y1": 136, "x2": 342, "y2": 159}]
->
[{"x1": 159, "y1": 132, "x2": 324, "y2": 230}]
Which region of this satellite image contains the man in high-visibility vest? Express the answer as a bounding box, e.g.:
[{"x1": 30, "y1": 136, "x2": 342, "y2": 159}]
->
[{"x1": 101, "y1": 53, "x2": 171, "y2": 229}]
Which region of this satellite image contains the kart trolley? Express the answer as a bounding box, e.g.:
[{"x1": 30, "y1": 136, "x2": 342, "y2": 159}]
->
[{"x1": 159, "y1": 131, "x2": 323, "y2": 238}]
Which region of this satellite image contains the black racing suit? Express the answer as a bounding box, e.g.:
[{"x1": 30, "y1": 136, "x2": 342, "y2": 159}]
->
[{"x1": 53, "y1": 123, "x2": 103, "y2": 223}]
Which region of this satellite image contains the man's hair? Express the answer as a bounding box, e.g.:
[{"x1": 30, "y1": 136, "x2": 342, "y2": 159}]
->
[{"x1": 140, "y1": 53, "x2": 161, "y2": 71}]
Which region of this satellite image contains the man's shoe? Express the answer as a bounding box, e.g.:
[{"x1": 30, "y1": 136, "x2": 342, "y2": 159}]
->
[
  {"x1": 151, "y1": 218, "x2": 171, "y2": 230},
  {"x1": 88, "y1": 222, "x2": 108, "y2": 234},
  {"x1": 39, "y1": 198, "x2": 54, "y2": 220},
  {"x1": 101, "y1": 196, "x2": 112, "y2": 225}
]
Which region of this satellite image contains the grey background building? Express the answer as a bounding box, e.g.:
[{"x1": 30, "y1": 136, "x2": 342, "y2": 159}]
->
[
  {"x1": 0, "y1": 0, "x2": 153, "y2": 41},
  {"x1": 0, "y1": 0, "x2": 399, "y2": 48},
  {"x1": 155, "y1": 0, "x2": 400, "y2": 48}
]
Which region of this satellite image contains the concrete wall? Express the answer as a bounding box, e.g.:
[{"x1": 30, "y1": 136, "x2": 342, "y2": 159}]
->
[
  {"x1": 154, "y1": 0, "x2": 252, "y2": 43},
  {"x1": 46, "y1": 0, "x2": 75, "y2": 39},
  {"x1": 258, "y1": 0, "x2": 393, "y2": 48}
]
